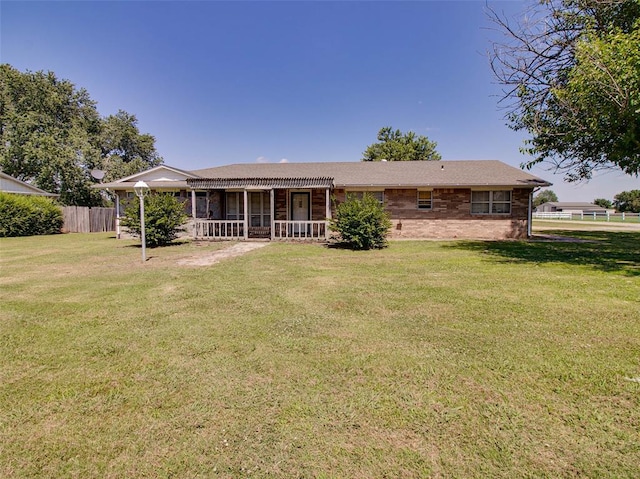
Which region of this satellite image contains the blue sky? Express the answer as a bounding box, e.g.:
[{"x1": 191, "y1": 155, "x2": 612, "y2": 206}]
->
[{"x1": 2, "y1": 0, "x2": 637, "y2": 201}]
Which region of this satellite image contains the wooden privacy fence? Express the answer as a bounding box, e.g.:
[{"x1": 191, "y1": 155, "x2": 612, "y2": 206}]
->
[{"x1": 62, "y1": 206, "x2": 116, "y2": 233}]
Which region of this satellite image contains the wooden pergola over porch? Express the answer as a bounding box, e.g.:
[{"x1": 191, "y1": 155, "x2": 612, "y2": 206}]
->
[{"x1": 186, "y1": 176, "x2": 334, "y2": 241}]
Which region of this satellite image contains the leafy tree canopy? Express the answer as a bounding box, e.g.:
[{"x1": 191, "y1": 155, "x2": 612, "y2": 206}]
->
[
  {"x1": 100, "y1": 110, "x2": 163, "y2": 182},
  {"x1": 613, "y1": 189, "x2": 640, "y2": 212},
  {"x1": 488, "y1": 0, "x2": 640, "y2": 181},
  {"x1": 533, "y1": 189, "x2": 559, "y2": 207},
  {"x1": 0, "y1": 64, "x2": 163, "y2": 205},
  {"x1": 362, "y1": 127, "x2": 441, "y2": 162}
]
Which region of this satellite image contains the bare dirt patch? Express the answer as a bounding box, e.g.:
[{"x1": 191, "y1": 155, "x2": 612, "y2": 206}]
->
[{"x1": 176, "y1": 242, "x2": 270, "y2": 266}]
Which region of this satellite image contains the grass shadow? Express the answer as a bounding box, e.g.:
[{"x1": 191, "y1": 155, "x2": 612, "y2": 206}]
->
[
  {"x1": 123, "y1": 239, "x2": 191, "y2": 249},
  {"x1": 448, "y1": 229, "x2": 640, "y2": 276}
]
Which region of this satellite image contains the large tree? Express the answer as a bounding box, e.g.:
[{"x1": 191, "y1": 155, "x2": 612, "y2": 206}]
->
[
  {"x1": 0, "y1": 64, "x2": 103, "y2": 205},
  {"x1": 613, "y1": 189, "x2": 640, "y2": 212},
  {"x1": 100, "y1": 110, "x2": 163, "y2": 182},
  {"x1": 362, "y1": 127, "x2": 441, "y2": 162},
  {"x1": 488, "y1": 0, "x2": 640, "y2": 181},
  {"x1": 0, "y1": 64, "x2": 163, "y2": 205}
]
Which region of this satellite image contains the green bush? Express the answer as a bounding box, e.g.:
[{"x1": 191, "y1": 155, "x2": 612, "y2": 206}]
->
[
  {"x1": 120, "y1": 193, "x2": 188, "y2": 247},
  {"x1": 0, "y1": 192, "x2": 63, "y2": 237},
  {"x1": 330, "y1": 193, "x2": 392, "y2": 250}
]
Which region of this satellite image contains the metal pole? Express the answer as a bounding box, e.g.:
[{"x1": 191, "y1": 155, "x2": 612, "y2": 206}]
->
[{"x1": 140, "y1": 195, "x2": 146, "y2": 262}]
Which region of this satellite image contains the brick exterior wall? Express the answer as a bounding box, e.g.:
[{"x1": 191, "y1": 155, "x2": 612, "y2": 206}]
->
[
  {"x1": 334, "y1": 187, "x2": 531, "y2": 239},
  {"x1": 275, "y1": 189, "x2": 287, "y2": 221},
  {"x1": 197, "y1": 186, "x2": 532, "y2": 240},
  {"x1": 311, "y1": 189, "x2": 328, "y2": 221}
]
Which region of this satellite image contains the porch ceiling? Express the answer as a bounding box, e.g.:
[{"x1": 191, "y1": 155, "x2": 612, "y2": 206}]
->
[{"x1": 187, "y1": 177, "x2": 334, "y2": 189}]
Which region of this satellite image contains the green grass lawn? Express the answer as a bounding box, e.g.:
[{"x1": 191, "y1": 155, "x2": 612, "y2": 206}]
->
[{"x1": 1, "y1": 231, "x2": 639, "y2": 478}]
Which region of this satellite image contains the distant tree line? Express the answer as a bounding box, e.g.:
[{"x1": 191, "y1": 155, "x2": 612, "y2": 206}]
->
[{"x1": 0, "y1": 64, "x2": 163, "y2": 206}]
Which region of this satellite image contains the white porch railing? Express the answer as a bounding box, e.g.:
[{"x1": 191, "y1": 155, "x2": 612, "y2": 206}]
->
[
  {"x1": 193, "y1": 220, "x2": 244, "y2": 240},
  {"x1": 273, "y1": 221, "x2": 328, "y2": 240},
  {"x1": 193, "y1": 219, "x2": 329, "y2": 241}
]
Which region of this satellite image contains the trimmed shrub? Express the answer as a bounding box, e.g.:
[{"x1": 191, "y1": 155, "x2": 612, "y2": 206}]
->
[
  {"x1": 120, "y1": 193, "x2": 188, "y2": 247},
  {"x1": 330, "y1": 193, "x2": 392, "y2": 250},
  {"x1": 0, "y1": 192, "x2": 63, "y2": 237}
]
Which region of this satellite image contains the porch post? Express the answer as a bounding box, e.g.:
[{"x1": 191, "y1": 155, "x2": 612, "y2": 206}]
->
[
  {"x1": 325, "y1": 187, "x2": 331, "y2": 240},
  {"x1": 115, "y1": 193, "x2": 121, "y2": 239},
  {"x1": 191, "y1": 189, "x2": 197, "y2": 238},
  {"x1": 243, "y1": 189, "x2": 248, "y2": 240},
  {"x1": 270, "y1": 189, "x2": 275, "y2": 240}
]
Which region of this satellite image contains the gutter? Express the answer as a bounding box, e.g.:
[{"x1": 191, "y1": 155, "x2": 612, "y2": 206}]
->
[{"x1": 528, "y1": 187, "x2": 542, "y2": 238}]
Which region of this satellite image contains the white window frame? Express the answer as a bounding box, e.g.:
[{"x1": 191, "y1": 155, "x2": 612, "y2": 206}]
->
[
  {"x1": 471, "y1": 190, "x2": 512, "y2": 215},
  {"x1": 225, "y1": 191, "x2": 245, "y2": 220},
  {"x1": 249, "y1": 191, "x2": 270, "y2": 227},
  {"x1": 417, "y1": 190, "x2": 432, "y2": 210}
]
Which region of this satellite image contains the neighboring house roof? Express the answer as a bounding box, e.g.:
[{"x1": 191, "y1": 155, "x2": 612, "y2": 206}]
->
[
  {"x1": 0, "y1": 171, "x2": 59, "y2": 196},
  {"x1": 538, "y1": 202, "x2": 608, "y2": 211},
  {"x1": 95, "y1": 164, "x2": 200, "y2": 190},
  {"x1": 191, "y1": 160, "x2": 551, "y2": 188}
]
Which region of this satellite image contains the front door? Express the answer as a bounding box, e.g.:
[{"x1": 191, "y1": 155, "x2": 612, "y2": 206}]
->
[{"x1": 291, "y1": 192, "x2": 310, "y2": 235}]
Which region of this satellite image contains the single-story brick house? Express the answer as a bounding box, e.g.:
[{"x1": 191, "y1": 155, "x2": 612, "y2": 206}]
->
[{"x1": 96, "y1": 160, "x2": 551, "y2": 240}]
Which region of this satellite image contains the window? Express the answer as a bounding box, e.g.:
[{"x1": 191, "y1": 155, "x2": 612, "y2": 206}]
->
[
  {"x1": 346, "y1": 191, "x2": 384, "y2": 204},
  {"x1": 225, "y1": 192, "x2": 245, "y2": 220},
  {"x1": 417, "y1": 190, "x2": 432, "y2": 209},
  {"x1": 249, "y1": 191, "x2": 270, "y2": 227},
  {"x1": 471, "y1": 190, "x2": 511, "y2": 214}
]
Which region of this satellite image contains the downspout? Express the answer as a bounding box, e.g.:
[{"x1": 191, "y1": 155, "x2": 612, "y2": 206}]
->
[{"x1": 528, "y1": 187, "x2": 541, "y2": 238}]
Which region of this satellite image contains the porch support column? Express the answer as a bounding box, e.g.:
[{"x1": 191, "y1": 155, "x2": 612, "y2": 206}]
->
[
  {"x1": 115, "y1": 193, "x2": 121, "y2": 239},
  {"x1": 270, "y1": 189, "x2": 275, "y2": 240},
  {"x1": 243, "y1": 189, "x2": 248, "y2": 240},
  {"x1": 191, "y1": 189, "x2": 197, "y2": 238},
  {"x1": 325, "y1": 187, "x2": 331, "y2": 240}
]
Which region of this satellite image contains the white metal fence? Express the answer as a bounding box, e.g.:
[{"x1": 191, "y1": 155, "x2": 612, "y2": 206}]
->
[
  {"x1": 532, "y1": 212, "x2": 572, "y2": 220},
  {"x1": 533, "y1": 211, "x2": 640, "y2": 222}
]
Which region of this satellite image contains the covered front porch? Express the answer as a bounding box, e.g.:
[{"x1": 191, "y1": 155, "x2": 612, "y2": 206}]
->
[{"x1": 187, "y1": 176, "x2": 334, "y2": 241}]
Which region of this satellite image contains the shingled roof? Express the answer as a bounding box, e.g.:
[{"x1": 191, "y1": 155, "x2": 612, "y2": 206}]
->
[{"x1": 190, "y1": 160, "x2": 550, "y2": 188}]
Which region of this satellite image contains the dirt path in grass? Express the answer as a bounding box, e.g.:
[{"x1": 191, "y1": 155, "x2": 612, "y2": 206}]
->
[{"x1": 177, "y1": 242, "x2": 270, "y2": 266}]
